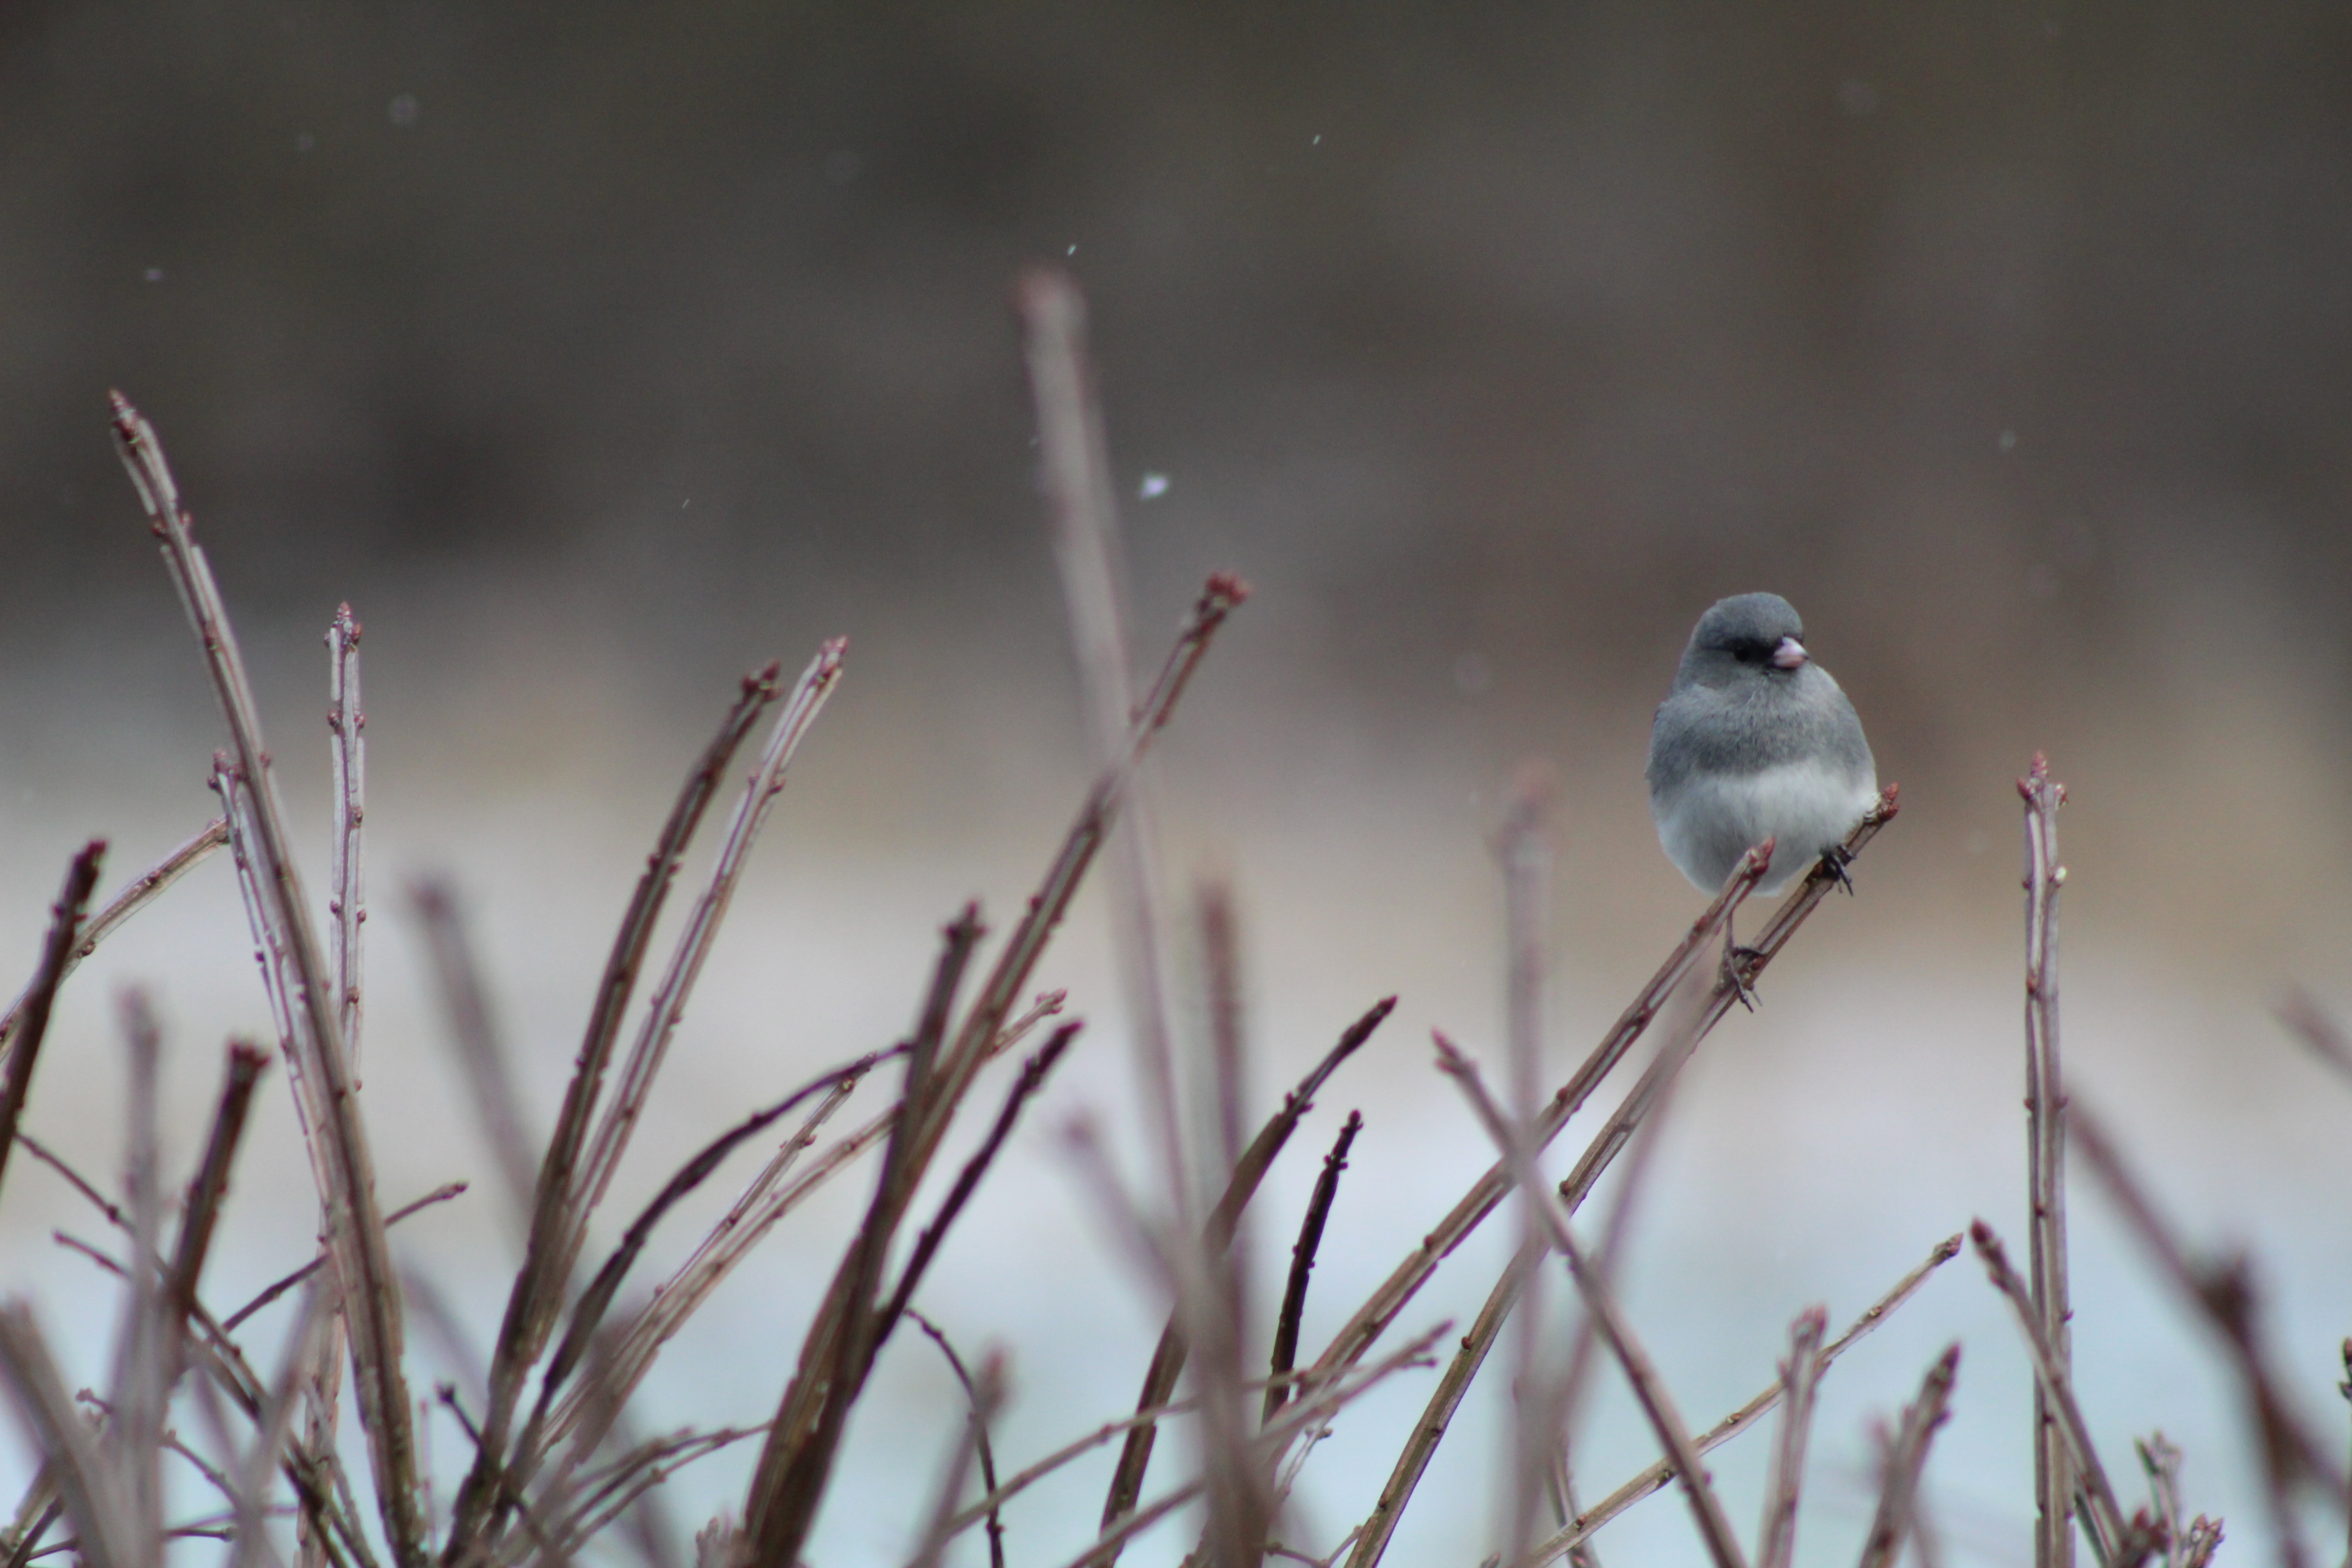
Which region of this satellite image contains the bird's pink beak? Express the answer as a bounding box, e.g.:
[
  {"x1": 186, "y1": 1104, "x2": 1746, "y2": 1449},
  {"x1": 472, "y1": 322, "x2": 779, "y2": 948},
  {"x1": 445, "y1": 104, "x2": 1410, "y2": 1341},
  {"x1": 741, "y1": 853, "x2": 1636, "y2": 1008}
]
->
[{"x1": 1771, "y1": 636, "x2": 1809, "y2": 670}]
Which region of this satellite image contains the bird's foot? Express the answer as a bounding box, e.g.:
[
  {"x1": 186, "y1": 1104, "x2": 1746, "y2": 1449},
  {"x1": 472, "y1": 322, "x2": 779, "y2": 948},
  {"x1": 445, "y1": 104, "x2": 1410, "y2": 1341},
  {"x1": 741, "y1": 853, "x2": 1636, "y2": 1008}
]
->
[
  {"x1": 1721, "y1": 943, "x2": 1764, "y2": 1011},
  {"x1": 1818, "y1": 843, "x2": 1857, "y2": 895}
]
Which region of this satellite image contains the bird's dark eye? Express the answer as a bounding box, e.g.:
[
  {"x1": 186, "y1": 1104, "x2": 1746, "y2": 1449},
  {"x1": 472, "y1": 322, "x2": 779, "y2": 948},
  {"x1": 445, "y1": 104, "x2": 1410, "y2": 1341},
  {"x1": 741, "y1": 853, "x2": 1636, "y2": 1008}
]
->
[{"x1": 1729, "y1": 638, "x2": 1771, "y2": 664}]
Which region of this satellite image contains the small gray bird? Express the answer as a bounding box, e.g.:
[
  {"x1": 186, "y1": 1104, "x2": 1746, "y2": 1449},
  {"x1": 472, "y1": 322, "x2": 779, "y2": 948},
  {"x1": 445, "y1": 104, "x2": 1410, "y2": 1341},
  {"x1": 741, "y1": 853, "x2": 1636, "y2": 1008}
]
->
[{"x1": 1647, "y1": 593, "x2": 1877, "y2": 915}]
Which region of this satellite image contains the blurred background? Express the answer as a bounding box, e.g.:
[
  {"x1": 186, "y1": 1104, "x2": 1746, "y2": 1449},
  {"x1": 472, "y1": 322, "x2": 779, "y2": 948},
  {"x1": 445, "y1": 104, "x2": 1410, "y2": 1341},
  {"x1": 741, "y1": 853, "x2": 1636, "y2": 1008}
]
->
[{"x1": 5, "y1": 1, "x2": 2352, "y2": 1563}]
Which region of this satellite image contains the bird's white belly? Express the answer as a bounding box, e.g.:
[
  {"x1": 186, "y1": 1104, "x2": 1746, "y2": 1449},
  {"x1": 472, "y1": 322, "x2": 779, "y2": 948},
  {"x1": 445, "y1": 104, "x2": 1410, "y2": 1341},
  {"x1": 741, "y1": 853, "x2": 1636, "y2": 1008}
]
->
[{"x1": 1655, "y1": 758, "x2": 1878, "y2": 895}]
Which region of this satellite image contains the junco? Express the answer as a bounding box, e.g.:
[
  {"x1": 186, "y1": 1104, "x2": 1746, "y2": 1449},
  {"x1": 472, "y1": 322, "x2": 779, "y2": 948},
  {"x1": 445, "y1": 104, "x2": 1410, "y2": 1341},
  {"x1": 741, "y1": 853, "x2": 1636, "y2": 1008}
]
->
[{"x1": 1646, "y1": 593, "x2": 1876, "y2": 987}]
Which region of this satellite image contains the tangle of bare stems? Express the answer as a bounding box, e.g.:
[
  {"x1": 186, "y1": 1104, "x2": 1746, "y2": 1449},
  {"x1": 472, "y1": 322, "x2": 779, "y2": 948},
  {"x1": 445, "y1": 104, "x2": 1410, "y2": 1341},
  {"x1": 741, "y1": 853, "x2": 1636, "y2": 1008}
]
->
[{"x1": 0, "y1": 299, "x2": 2333, "y2": 1568}]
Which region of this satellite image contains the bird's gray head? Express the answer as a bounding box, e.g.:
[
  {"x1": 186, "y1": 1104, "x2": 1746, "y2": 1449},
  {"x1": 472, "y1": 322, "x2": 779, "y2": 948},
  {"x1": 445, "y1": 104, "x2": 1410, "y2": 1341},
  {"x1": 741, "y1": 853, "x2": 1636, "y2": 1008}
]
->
[{"x1": 1675, "y1": 592, "x2": 1812, "y2": 690}]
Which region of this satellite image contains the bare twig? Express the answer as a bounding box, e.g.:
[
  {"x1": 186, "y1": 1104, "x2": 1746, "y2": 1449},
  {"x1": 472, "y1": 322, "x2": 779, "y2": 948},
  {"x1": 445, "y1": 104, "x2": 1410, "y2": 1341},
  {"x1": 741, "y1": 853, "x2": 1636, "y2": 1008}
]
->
[
  {"x1": 1018, "y1": 263, "x2": 1188, "y2": 1229},
  {"x1": 223, "y1": 1284, "x2": 334, "y2": 1568},
  {"x1": 1525, "y1": 1230, "x2": 1961, "y2": 1567},
  {"x1": 221, "y1": 1184, "x2": 470, "y2": 1333},
  {"x1": 1755, "y1": 1309, "x2": 1827, "y2": 1568},
  {"x1": 327, "y1": 603, "x2": 366, "y2": 1060},
  {"x1": 0, "y1": 844, "x2": 106, "y2": 1202},
  {"x1": 1437, "y1": 1036, "x2": 1749, "y2": 1568},
  {"x1": 1188, "y1": 886, "x2": 1262, "y2": 1568},
  {"x1": 1499, "y1": 769, "x2": 1556, "y2": 1568},
  {"x1": 113, "y1": 393, "x2": 425, "y2": 1565},
  {"x1": 1968, "y1": 1221, "x2": 2135, "y2": 1561},
  {"x1": 112, "y1": 994, "x2": 167, "y2": 1563},
  {"x1": 2021, "y1": 755, "x2": 2074, "y2": 1568},
  {"x1": 407, "y1": 879, "x2": 539, "y2": 1230},
  {"x1": 906, "y1": 1350, "x2": 1006, "y2": 1568},
  {"x1": 1554, "y1": 1060, "x2": 1679, "y2": 1481},
  {"x1": 165, "y1": 1043, "x2": 270, "y2": 1384},
  {"x1": 1267, "y1": 1112, "x2": 1363, "y2": 1425},
  {"x1": 1854, "y1": 1346, "x2": 1961, "y2": 1568},
  {"x1": 1100, "y1": 995, "x2": 1391, "y2": 1534},
  {"x1": 0, "y1": 822, "x2": 220, "y2": 1064},
  {"x1": 907, "y1": 1312, "x2": 1008, "y2": 1568},
  {"x1": 451, "y1": 659, "x2": 779, "y2": 1550},
  {"x1": 309, "y1": 649, "x2": 365, "y2": 1568}
]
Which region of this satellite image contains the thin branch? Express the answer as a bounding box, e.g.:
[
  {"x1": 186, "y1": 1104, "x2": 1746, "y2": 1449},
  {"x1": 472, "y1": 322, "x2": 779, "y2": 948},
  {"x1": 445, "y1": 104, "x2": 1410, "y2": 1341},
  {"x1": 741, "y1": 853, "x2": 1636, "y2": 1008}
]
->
[
  {"x1": 1755, "y1": 1309, "x2": 1827, "y2": 1568},
  {"x1": 1437, "y1": 1036, "x2": 1749, "y2": 1568},
  {"x1": 0, "y1": 844, "x2": 106, "y2": 1201},
  {"x1": 1267, "y1": 1112, "x2": 1363, "y2": 1424},
  {"x1": 0, "y1": 821, "x2": 220, "y2": 1064},
  {"x1": 1524, "y1": 1231, "x2": 1962, "y2": 1567},
  {"x1": 1554, "y1": 1056, "x2": 1679, "y2": 1484},
  {"x1": 906, "y1": 1312, "x2": 1007, "y2": 1568},
  {"x1": 226, "y1": 1284, "x2": 333, "y2": 1568},
  {"x1": 1188, "y1": 884, "x2": 1260, "y2": 1568},
  {"x1": 407, "y1": 878, "x2": 540, "y2": 1233},
  {"x1": 906, "y1": 1348, "x2": 1005, "y2": 1568},
  {"x1": 222, "y1": 1184, "x2": 471, "y2": 1332},
  {"x1": 113, "y1": 394, "x2": 424, "y2": 1566},
  {"x1": 165, "y1": 1043, "x2": 271, "y2": 1384},
  {"x1": 1968, "y1": 1222, "x2": 2135, "y2": 1561},
  {"x1": 1500, "y1": 768, "x2": 1556, "y2": 1568},
  {"x1": 327, "y1": 602, "x2": 366, "y2": 1062},
  {"x1": 2021, "y1": 754, "x2": 2074, "y2": 1568},
  {"x1": 1018, "y1": 263, "x2": 1188, "y2": 1232},
  {"x1": 108, "y1": 992, "x2": 165, "y2": 1562},
  {"x1": 1854, "y1": 1346, "x2": 1960, "y2": 1568}
]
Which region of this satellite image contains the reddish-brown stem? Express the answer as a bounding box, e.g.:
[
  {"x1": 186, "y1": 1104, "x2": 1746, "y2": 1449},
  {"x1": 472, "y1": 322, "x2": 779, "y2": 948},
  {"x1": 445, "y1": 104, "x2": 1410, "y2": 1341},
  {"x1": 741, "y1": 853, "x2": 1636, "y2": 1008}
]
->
[
  {"x1": 1854, "y1": 1346, "x2": 1961, "y2": 1568},
  {"x1": 0, "y1": 843, "x2": 105, "y2": 1204},
  {"x1": 2020, "y1": 755, "x2": 2074, "y2": 1568}
]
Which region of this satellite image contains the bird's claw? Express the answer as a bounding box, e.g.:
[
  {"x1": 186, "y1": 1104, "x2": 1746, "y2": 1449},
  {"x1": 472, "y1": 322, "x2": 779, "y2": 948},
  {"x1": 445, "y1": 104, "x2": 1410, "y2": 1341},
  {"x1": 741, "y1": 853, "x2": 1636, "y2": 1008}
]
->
[
  {"x1": 1721, "y1": 943, "x2": 1764, "y2": 1011},
  {"x1": 1818, "y1": 843, "x2": 1857, "y2": 895}
]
